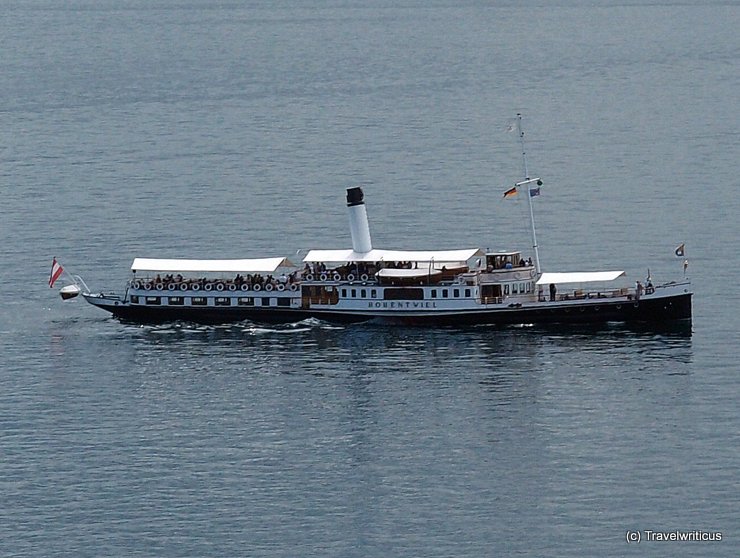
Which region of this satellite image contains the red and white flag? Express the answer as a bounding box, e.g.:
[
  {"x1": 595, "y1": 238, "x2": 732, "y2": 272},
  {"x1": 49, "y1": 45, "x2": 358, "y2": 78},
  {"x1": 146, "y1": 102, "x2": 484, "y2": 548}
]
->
[{"x1": 49, "y1": 258, "x2": 64, "y2": 288}]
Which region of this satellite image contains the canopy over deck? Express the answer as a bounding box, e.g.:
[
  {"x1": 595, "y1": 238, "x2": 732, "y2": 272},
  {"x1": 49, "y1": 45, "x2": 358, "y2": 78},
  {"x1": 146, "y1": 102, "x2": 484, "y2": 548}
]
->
[
  {"x1": 303, "y1": 248, "x2": 483, "y2": 263},
  {"x1": 536, "y1": 271, "x2": 626, "y2": 285},
  {"x1": 376, "y1": 268, "x2": 443, "y2": 279},
  {"x1": 131, "y1": 257, "x2": 292, "y2": 274}
]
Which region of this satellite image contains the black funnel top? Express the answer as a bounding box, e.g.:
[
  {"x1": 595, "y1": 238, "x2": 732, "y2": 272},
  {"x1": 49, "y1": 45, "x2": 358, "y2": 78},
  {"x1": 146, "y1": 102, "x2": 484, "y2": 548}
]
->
[{"x1": 346, "y1": 187, "x2": 364, "y2": 207}]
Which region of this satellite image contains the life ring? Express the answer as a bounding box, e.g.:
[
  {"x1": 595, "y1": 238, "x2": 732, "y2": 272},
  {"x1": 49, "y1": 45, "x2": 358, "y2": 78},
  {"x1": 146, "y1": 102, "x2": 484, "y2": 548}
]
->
[
  {"x1": 277, "y1": 284, "x2": 285, "y2": 291},
  {"x1": 192, "y1": 283, "x2": 200, "y2": 291},
  {"x1": 305, "y1": 274, "x2": 314, "y2": 281},
  {"x1": 204, "y1": 283, "x2": 213, "y2": 291},
  {"x1": 456, "y1": 277, "x2": 465, "y2": 285},
  {"x1": 180, "y1": 283, "x2": 187, "y2": 291},
  {"x1": 333, "y1": 272, "x2": 342, "y2": 281},
  {"x1": 144, "y1": 282, "x2": 152, "y2": 290},
  {"x1": 265, "y1": 283, "x2": 274, "y2": 291},
  {"x1": 168, "y1": 283, "x2": 176, "y2": 291},
  {"x1": 254, "y1": 283, "x2": 261, "y2": 291},
  {"x1": 156, "y1": 283, "x2": 164, "y2": 291},
  {"x1": 320, "y1": 273, "x2": 328, "y2": 281},
  {"x1": 216, "y1": 282, "x2": 225, "y2": 291},
  {"x1": 347, "y1": 274, "x2": 355, "y2": 282},
  {"x1": 133, "y1": 281, "x2": 141, "y2": 290},
  {"x1": 360, "y1": 274, "x2": 368, "y2": 282},
  {"x1": 228, "y1": 284, "x2": 236, "y2": 291},
  {"x1": 241, "y1": 284, "x2": 249, "y2": 291},
  {"x1": 289, "y1": 284, "x2": 298, "y2": 291}
]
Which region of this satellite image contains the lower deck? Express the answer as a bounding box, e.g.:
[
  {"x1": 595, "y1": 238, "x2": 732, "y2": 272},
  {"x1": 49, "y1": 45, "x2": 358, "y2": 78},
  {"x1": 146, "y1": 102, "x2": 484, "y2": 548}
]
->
[{"x1": 84, "y1": 281, "x2": 692, "y2": 326}]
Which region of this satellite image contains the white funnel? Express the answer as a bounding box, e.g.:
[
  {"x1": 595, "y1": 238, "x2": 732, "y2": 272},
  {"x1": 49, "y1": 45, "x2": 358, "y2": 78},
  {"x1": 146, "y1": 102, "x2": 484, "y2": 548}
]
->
[{"x1": 346, "y1": 187, "x2": 373, "y2": 253}]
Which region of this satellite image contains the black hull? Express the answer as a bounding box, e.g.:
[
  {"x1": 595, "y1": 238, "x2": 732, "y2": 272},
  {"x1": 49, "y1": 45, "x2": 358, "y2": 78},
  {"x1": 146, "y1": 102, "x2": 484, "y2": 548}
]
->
[{"x1": 88, "y1": 293, "x2": 692, "y2": 329}]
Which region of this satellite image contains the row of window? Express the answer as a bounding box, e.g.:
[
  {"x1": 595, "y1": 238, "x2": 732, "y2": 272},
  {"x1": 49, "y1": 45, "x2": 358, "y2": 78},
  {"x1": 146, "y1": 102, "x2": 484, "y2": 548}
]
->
[
  {"x1": 338, "y1": 288, "x2": 475, "y2": 299},
  {"x1": 507, "y1": 282, "x2": 534, "y2": 295},
  {"x1": 131, "y1": 295, "x2": 290, "y2": 307},
  {"x1": 430, "y1": 288, "x2": 472, "y2": 299}
]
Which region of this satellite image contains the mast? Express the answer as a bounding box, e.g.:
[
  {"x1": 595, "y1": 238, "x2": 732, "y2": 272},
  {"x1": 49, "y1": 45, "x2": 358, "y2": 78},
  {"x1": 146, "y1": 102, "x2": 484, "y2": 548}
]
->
[{"x1": 515, "y1": 114, "x2": 542, "y2": 275}]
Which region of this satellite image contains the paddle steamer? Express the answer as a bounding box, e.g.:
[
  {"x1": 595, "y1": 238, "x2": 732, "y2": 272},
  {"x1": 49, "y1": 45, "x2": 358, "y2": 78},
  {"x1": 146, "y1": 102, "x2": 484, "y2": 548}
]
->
[{"x1": 61, "y1": 117, "x2": 692, "y2": 327}]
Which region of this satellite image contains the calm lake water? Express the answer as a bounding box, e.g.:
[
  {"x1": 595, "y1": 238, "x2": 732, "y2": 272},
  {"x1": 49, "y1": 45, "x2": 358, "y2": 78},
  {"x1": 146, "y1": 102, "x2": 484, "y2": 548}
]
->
[{"x1": 1, "y1": 1, "x2": 738, "y2": 556}]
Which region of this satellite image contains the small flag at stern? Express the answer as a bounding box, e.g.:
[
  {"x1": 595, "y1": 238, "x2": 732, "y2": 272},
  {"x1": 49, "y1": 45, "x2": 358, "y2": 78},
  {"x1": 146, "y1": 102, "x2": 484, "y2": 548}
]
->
[
  {"x1": 503, "y1": 186, "x2": 518, "y2": 199},
  {"x1": 49, "y1": 258, "x2": 64, "y2": 288}
]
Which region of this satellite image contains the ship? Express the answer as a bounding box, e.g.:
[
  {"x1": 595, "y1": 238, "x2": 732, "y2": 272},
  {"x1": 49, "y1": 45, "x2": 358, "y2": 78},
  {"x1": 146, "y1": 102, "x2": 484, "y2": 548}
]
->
[{"x1": 58, "y1": 116, "x2": 692, "y2": 327}]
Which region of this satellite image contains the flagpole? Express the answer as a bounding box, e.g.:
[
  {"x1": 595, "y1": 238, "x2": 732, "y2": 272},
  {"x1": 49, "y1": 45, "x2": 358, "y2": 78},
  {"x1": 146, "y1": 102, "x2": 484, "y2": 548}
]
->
[{"x1": 516, "y1": 114, "x2": 541, "y2": 275}]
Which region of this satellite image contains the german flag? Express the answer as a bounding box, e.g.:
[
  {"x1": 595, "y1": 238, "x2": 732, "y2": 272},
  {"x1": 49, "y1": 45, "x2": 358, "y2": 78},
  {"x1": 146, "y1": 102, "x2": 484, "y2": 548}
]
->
[{"x1": 503, "y1": 186, "x2": 518, "y2": 199}]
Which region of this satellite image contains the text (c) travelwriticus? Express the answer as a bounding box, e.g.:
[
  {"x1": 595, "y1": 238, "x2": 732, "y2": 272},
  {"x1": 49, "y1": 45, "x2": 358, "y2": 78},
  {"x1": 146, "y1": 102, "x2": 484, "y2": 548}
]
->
[{"x1": 625, "y1": 530, "x2": 722, "y2": 543}]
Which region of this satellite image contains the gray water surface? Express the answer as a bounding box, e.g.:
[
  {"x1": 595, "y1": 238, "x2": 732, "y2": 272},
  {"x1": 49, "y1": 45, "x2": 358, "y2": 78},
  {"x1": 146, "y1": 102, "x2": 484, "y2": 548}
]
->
[{"x1": 1, "y1": 1, "x2": 738, "y2": 556}]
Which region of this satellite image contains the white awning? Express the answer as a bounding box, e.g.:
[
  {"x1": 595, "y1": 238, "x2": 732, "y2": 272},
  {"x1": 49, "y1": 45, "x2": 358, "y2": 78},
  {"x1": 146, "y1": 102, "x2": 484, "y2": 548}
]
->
[
  {"x1": 536, "y1": 271, "x2": 626, "y2": 285},
  {"x1": 131, "y1": 257, "x2": 292, "y2": 274},
  {"x1": 303, "y1": 248, "x2": 483, "y2": 263},
  {"x1": 376, "y1": 268, "x2": 443, "y2": 279}
]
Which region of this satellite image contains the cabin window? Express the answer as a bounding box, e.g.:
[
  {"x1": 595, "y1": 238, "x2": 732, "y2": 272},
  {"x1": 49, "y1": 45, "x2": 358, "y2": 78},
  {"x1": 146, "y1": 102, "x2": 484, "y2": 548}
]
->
[
  {"x1": 361, "y1": 289, "x2": 367, "y2": 298},
  {"x1": 215, "y1": 297, "x2": 230, "y2": 306},
  {"x1": 520, "y1": 283, "x2": 525, "y2": 293},
  {"x1": 238, "y1": 297, "x2": 254, "y2": 306},
  {"x1": 431, "y1": 290, "x2": 437, "y2": 298},
  {"x1": 371, "y1": 289, "x2": 377, "y2": 299},
  {"x1": 192, "y1": 297, "x2": 207, "y2": 306},
  {"x1": 168, "y1": 297, "x2": 184, "y2": 306},
  {"x1": 453, "y1": 289, "x2": 460, "y2": 298},
  {"x1": 465, "y1": 289, "x2": 471, "y2": 298},
  {"x1": 130, "y1": 295, "x2": 139, "y2": 304},
  {"x1": 351, "y1": 289, "x2": 357, "y2": 298},
  {"x1": 145, "y1": 296, "x2": 161, "y2": 305},
  {"x1": 341, "y1": 288, "x2": 347, "y2": 298},
  {"x1": 442, "y1": 289, "x2": 448, "y2": 298},
  {"x1": 504, "y1": 285, "x2": 510, "y2": 295},
  {"x1": 277, "y1": 297, "x2": 290, "y2": 307},
  {"x1": 258, "y1": 297, "x2": 267, "y2": 306},
  {"x1": 512, "y1": 284, "x2": 518, "y2": 294}
]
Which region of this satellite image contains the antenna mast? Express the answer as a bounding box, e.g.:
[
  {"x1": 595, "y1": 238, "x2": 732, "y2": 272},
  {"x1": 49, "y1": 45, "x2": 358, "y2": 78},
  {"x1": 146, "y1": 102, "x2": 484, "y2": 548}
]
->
[{"x1": 515, "y1": 114, "x2": 542, "y2": 275}]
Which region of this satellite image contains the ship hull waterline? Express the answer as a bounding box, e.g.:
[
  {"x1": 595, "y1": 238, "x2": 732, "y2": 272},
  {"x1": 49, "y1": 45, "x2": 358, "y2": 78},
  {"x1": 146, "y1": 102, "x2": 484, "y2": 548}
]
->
[{"x1": 83, "y1": 292, "x2": 692, "y2": 328}]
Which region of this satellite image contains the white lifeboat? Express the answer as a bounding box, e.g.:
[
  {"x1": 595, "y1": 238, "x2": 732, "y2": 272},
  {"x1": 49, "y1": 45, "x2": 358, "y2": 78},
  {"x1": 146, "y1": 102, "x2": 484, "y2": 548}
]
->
[{"x1": 59, "y1": 284, "x2": 81, "y2": 300}]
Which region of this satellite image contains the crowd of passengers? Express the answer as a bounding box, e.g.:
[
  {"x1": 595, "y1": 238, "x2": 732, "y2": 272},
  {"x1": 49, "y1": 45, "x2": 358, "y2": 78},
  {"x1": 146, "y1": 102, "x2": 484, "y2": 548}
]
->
[
  {"x1": 137, "y1": 257, "x2": 524, "y2": 289},
  {"x1": 486, "y1": 257, "x2": 532, "y2": 272},
  {"x1": 303, "y1": 262, "x2": 376, "y2": 276},
  {"x1": 140, "y1": 271, "x2": 302, "y2": 290},
  {"x1": 302, "y1": 260, "x2": 426, "y2": 276}
]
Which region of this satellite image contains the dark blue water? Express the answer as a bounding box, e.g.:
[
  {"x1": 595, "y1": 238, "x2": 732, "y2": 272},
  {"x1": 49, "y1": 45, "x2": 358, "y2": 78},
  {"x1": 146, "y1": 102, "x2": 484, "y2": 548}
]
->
[{"x1": 2, "y1": 1, "x2": 738, "y2": 556}]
